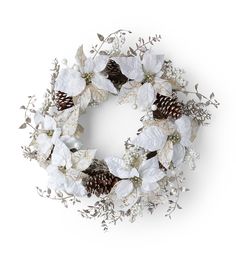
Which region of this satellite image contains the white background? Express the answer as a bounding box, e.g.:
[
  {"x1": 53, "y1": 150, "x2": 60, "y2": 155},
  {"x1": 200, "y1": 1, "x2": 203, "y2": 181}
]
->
[{"x1": 0, "y1": 0, "x2": 235, "y2": 266}]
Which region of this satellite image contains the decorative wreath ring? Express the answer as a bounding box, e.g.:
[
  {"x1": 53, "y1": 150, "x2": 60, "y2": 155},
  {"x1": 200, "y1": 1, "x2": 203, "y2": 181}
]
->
[{"x1": 20, "y1": 30, "x2": 219, "y2": 230}]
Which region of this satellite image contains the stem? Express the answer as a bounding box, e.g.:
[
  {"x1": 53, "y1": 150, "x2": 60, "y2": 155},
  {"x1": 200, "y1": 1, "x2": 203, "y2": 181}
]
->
[{"x1": 92, "y1": 29, "x2": 131, "y2": 59}]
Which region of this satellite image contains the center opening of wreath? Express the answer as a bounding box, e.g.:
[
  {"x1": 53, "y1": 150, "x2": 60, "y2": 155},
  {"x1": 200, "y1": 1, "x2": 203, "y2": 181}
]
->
[{"x1": 79, "y1": 95, "x2": 143, "y2": 159}]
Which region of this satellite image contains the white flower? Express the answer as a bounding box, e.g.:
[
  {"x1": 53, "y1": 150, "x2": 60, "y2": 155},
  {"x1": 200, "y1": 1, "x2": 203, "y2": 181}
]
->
[
  {"x1": 46, "y1": 165, "x2": 87, "y2": 196},
  {"x1": 113, "y1": 50, "x2": 171, "y2": 110},
  {"x1": 34, "y1": 113, "x2": 61, "y2": 159},
  {"x1": 55, "y1": 46, "x2": 117, "y2": 97},
  {"x1": 105, "y1": 156, "x2": 164, "y2": 199}
]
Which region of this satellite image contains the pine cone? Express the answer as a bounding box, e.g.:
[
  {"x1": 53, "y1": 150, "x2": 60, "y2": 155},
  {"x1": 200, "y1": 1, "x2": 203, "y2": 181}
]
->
[
  {"x1": 83, "y1": 159, "x2": 120, "y2": 197},
  {"x1": 152, "y1": 93, "x2": 183, "y2": 120},
  {"x1": 104, "y1": 60, "x2": 128, "y2": 88},
  {"x1": 55, "y1": 91, "x2": 74, "y2": 111}
]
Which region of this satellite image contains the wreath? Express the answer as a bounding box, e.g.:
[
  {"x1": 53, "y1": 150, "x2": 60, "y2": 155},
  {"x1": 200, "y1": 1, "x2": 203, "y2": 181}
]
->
[{"x1": 20, "y1": 30, "x2": 219, "y2": 230}]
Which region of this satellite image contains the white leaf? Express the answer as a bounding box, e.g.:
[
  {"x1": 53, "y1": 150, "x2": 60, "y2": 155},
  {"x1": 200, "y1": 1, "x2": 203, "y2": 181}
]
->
[
  {"x1": 112, "y1": 57, "x2": 144, "y2": 81},
  {"x1": 92, "y1": 73, "x2": 117, "y2": 94},
  {"x1": 105, "y1": 156, "x2": 139, "y2": 178},
  {"x1": 55, "y1": 68, "x2": 86, "y2": 96},
  {"x1": 114, "y1": 180, "x2": 134, "y2": 199},
  {"x1": 136, "y1": 83, "x2": 155, "y2": 110},
  {"x1": 132, "y1": 126, "x2": 167, "y2": 151},
  {"x1": 71, "y1": 149, "x2": 96, "y2": 171},
  {"x1": 175, "y1": 115, "x2": 192, "y2": 147},
  {"x1": 158, "y1": 140, "x2": 174, "y2": 169},
  {"x1": 51, "y1": 139, "x2": 72, "y2": 169},
  {"x1": 43, "y1": 115, "x2": 57, "y2": 130},
  {"x1": 62, "y1": 107, "x2": 80, "y2": 136},
  {"x1": 172, "y1": 143, "x2": 185, "y2": 167}
]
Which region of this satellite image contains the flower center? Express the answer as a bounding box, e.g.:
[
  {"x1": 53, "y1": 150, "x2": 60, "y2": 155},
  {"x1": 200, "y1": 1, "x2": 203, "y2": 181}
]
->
[
  {"x1": 47, "y1": 130, "x2": 54, "y2": 137},
  {"x1": 82, "y1": 72, "x2": 94, "y2": 85},
  {"x1": 168, "y1": 131, "x2": 181, "y2": 144},
  {"x1": 143, "y1": 73, "x2": 155, "y2": 84},
  {"x1": 132, "y1": 176, "x2": 142, "y2": 188}
]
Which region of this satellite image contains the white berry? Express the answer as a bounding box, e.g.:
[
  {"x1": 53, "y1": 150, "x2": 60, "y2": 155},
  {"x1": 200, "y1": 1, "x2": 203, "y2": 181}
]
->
[{"x1": 151, "y1": 104, "x2": 157, "y2": 111}]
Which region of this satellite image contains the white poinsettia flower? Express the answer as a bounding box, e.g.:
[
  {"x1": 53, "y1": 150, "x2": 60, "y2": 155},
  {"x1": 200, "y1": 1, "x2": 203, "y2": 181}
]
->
[
  {"x1": 78, "y1": 55, "x2": 117, "y2": 94},
  {"x1": 105, "y1": 156, "x2": 164, "y2": 200},
  {"x1": 113, "y1": 50, "x2": 167, "y2": 110},
  {"x1": 34, "y1": 113, "x2": 61, "y2": 158},
  {"x1": 56, "y1": 46, "x2": 117, "y2": 97},
  {"x1": 132, "y1": 125, "x2": 167, "y2": 151},
  {"x1": 113, "y1": 50, "x2": 164, "y2": 82},
  {"x1": 46, "y1": 165, "x2": 87, "y2": 196}
]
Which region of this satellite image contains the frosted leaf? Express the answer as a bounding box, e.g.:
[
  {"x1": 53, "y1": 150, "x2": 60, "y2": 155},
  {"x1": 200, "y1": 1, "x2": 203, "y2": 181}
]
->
[
  {"x1": 62, "y1": 107, "x2": 80, "y2": 136},
  {"x1": 88, "y1": 84, "x2": 108, "y2": 103},
  {"x1": 153, "y1": 79, "x2": 172, "y2": 96},
  {"x1": 118, "y1": 81, "x2": 140, "y2": 104}
]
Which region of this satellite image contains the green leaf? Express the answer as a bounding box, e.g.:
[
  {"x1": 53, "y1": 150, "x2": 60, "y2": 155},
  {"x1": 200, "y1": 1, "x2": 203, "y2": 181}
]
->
[{"x1": 97, "y1": 33, "x2": 104, "y2": 41}]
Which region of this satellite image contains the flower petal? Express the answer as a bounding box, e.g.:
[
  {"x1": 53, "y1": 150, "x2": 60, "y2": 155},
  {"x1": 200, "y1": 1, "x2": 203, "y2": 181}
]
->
[
  {"x1": 65, "y1": 178, "x2": 87, "y2": 197},
  {"x1": 136, "y1": 83, "x2": 155, "y2": 110},
  {"x1": 36, "y1": 133, "x2": 53, "y2": 157},
  {"x1": 105, "y1": 156, "x2": 139, "y2": 179},
  {"x1": 51, "y1": 139, "x2": 72, "y2": 169},
  {"x1": 132, "y1": 126, "x2": 167, "y2": 151},
  {"x1": 55, "y1": 68, "x2": 86, "y2": 96},
  {"x1": 112, "y1": 57, "x2": 144, "y2": 81},
  {"x1": 172, "y1": 143, "x2": 185, "y2": 167},
  {"x1": 94, "y1": 55, "x2": 109, "y2": 72},
  {"x1": 139, "y1": 157, "x2": 165, "y2": 183},
  {"x1": 60, "y1": 135, "x2": 82, "y2": 150},
  {"x1": 114, "y1": 180, "x2": 134, "y2": 199},
  {"x1": 47, "y1": 165, "x2": 67, "y2": 191},
  {"x1": 175, "y1": 115, "x2": 192, "y2": 147},
  {"x1": 158, "y1": 140, "x2": 174, "y2": 169},
  {"x1": 141, "y1": 181, "x2": 160, "y2": 193},
  {"x1": 142, "y1": 51, "x2": 164, "y2": 74},
  {"x1": 71, "y1": 149, "x2": 96, "y2": 171},
  {"x1": 92, "y1": 74, "x2": 117, "y2": 94}
]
